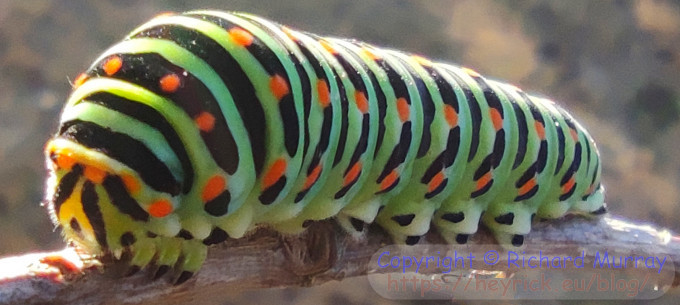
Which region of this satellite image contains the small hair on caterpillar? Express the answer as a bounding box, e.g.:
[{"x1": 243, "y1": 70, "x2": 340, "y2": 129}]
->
[{"x1": 44, "y1": 10, "x2": 605, "y2": 284}]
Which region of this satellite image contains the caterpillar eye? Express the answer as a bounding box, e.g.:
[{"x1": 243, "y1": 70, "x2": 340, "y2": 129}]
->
[{"x1": 69, "y1": 218, "x2": 82, "y2": 234}]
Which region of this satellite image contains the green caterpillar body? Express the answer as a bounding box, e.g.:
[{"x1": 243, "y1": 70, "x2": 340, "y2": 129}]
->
[{"x1": 44, "y1": 10, "x2": 605, "y2": 283}]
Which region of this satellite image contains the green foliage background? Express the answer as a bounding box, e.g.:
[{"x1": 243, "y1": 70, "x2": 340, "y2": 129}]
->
[{"x1": 0, "y1": 0, "x2": 678, "y2": 304}]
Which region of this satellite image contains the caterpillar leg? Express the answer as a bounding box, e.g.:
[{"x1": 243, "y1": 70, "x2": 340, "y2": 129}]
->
[
  {"x1": 432, "y1": 199, "x2": 484, "y2": 245},
  {"x1": 149, "y1": 237, "x2": 183, "y2": 279},
  {"x1": 270, "y1": 200, "x2": 345, "y2": 234},
  {"x1": 125, "y1": 235, "x2": 208, "y2": 284},
  {"x1": 536, "y1": 201, "x2": 570, "y2": 219},
  {"x1": 375, "y1": 199, "x2": 437, "y2": 245},
  {"x1": 126, "y1": 237, "x2": 156, "y2": 276},
  {"x1": 336, "y1": 198, "x2": 383, "y2": 236},
  {"x1": 570, "y1": 184, "x2": 607, "y2": 216},
  {"x1": 481, "y1": 203, "x2": 534, "y2": 247},
  {"x1": 173, "y1": 239, "x2": 208, "y2": 284}
]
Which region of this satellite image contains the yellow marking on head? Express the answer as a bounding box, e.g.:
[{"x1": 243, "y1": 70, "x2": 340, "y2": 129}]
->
[{"x1": 57, "y1": 178, "x2": 98, "y2": 249}]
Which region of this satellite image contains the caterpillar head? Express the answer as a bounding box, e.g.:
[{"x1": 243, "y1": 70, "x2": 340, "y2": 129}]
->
[{"x1": 44, "y1": 136, "x2": 182, "y2": 261}]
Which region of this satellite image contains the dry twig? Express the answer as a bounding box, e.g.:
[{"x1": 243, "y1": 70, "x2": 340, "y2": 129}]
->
[{"x1": 0, "y1": 214, "x2": 678, "y2": 304}]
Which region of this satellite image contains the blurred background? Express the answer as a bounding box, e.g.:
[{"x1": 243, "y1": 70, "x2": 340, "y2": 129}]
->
[{"x1": 0, "y1": 0, "x2": 678, "y2": 304}]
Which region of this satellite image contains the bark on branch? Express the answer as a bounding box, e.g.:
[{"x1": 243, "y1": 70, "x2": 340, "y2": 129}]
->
[{"x1": 0, "y1": 214, "x2": 679, "y2": 304}]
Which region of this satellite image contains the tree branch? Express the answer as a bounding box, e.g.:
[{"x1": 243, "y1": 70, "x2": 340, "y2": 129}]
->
[{"x1": 1, "y1": 214, "x2": 679, "y2": 304}]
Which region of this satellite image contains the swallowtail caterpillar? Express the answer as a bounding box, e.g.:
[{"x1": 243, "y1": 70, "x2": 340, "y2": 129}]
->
[{"x1": 44, "y1": 10, "x2": 606, "y2": 284}]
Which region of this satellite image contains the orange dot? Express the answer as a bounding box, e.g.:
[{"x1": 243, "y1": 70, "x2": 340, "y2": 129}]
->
[
  {"x1": 355, "y1": 91, "x2": 369, "y2": 113},
  {"x1": 149, "y1": 199, "x2": 173, "y2": 218},
  {"x1": 319, "y1": 40, "x2": 337, "y2": 54},
  {"x1": 84, "y1": 166, "x2": 107, "y2": 184},
  {"x1": 380, "y1": 170, "x2": 399, "y2": 191},
  {"x1": 56, "y1": 154, "x2": 76, "y2": 170},
  {"x1": 229, "y1": 27, "x2": 254, "y2": 47},
  {"x1": 517, "y1": 177, "x2": 537, "y2": 197},
  {"x1": 443, "y1": 104, "x2": 458, "y2": 128},
  {"x1": 195, "y1": 112, "x2": 216, "y2": 132},
  {"x1": 262, "y1": 158, "x2": 287, "y2": 190},
  {"x1": 475, "y1": 171, "x2": 493, "y2": 191},
  {"x1": 281, "y1": 26, "x2": 298, "y2": 41},
  {"x1": 535, "y1": 121, "x2": 546, "y2": 140},
  {"x1": 412, "y1": 55, "x2": 433, "y2": 67},
  {"x1": 121, "y1": 174, "x2": 141, "y2": 194},
  {"x1": 570, "y1": 128, "x2": 579, "y2": 141},
  {"x1": 302, "y1": 165, "x2": 322, "y2": 190},
  {"x1": 202, "y1": 175, "x2": 227, "y2": 202},
  {"x1": 343, "y1": 162, "x2": 362, "y2": 186},
  {"x1": 362, "y1": 47, "x2": 380, "y2": 60},
  {"x1": 155, "y1": 11, "x2": 175, "y2": 17},
  {"x1": 103, "y1": 55, "x2": 122, "y2": 76},
  {"x1": 317, "y1": 80, "x2": 330, "y2": 107},
  {"x1": 462, "y1": 67, "x2": 480, "y2": 78},
  {"x1": 397, "y1": 98, "x2": 410, "y2": 122},
  {"x1": 73, "y1": 73, "x2": 88, "y2": 88},
  {"x1": 428, "y1": 171, "x2": 445, "y2": 193},
  {"x1": 270, "y1": 75, "x2": 289, "y2": 100},
  {"x1": 159, "y1": 73, "x2": 181, "y2": 93},
  {"x1": 561, "y1": 176, "x2": 576, "y2": 195},
  {"x1": 489, "y1": 108, "x2": 503, "y2": 131}
]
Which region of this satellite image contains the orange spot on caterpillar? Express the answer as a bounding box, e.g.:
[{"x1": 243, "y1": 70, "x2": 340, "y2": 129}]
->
[
  {"x1": 343, "y1": 162, "x2": 362, "y2": 186},
  {"x1": 355, "y1": 91, "x2": 369, "y2": 113},
  {"x1": 302, "y1": 165, "x2": 322, "y2": 190},
  {"x1": 517, "y1": 177, "x2": 537, "y2": 197},
  {"x1": 319, "y1": 40, "x2": 337, "y2": 54},
  {"x1": 155, "y1": 11, "x2": 175, "y2": 17},
  {"x1": 317, "y1": 80, "x2": 330, "y2": 108},
  {"x1": 475, "y1": 171, "x2": 493, "y2": 191},
  {"x1": 380, "y1": 170, "x2": 399, "y2": 191},
  {"x1": 121, "y1": 174, "x2": 141, "y2": 194},
  {"x1": 229, "y1": 27, "x2": 254, "y2": 47},
  {"x1": 73, "y1": 73, "x2": 88, "y2": 88},
  {"x1": 443, "y1": 104, "x2": 458, "y2": 128},
  {"x1": 535, "y1": 121, "x2": 546, "y2": 140},
  {"x1": 561, "y1": 176, "x2": 576, "y2": 195},
  {"x1": 159, "y1": 73, "x2": 181, "y2": 93},
  {"x1": 412, "y1": 55, "x2": 433, "y2": 67},
  {"x1": 195, "y1": 112, "x2": 216, "y2": 132},
  {"x1": 262, "y1": 158, "x2": 287, "y2": 190},
  {"x1": 462, "y1": 67, "x2": 480, "y2": 78},
  {"x1": 489, "y1": 108, "x2": 503, "y2": 131},
  {"x1": 428, "y1": 171, "x2": 445, "y2": 193},
  {"x1": 84, "y1": 166, "x2": 107, "y2": 184},
  {"x1": 270, "y1": 75, "x2": 289, "y2": 100},
  {"x1": 202, "y1": 175, "x2": 226, "y2": 202},
  {"x1": 102, "y1": 55, "x2": 122, "y2": 76},
  {"x1": 570, "y1": 128, "x2": 579, "y2": 141},
  {"x1": 397, "y1": 98, "x2": 410, "y2": 122},
  {"x1": 149, "y1": 199, "x2": 173, "y2": 218},
  {"x1": 55, "y1": 153, "x2": 76, "y2": 170},
  {"x1": 281, "y1": 26, "x2": 298, "y2": 41},
  {"x1": 361, "y1": 47, "x2": 380, "y2": 60}
]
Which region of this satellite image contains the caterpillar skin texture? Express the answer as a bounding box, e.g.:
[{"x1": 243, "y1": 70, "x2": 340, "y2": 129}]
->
[{"x1": 44, "y1": 10, "x2": 605, "y2": 283}]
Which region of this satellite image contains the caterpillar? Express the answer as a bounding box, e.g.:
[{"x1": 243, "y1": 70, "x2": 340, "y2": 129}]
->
[{"x1": 44, "y1": 10, "x2": 606, "y2": 284}]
